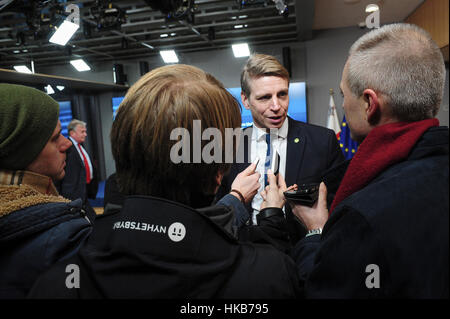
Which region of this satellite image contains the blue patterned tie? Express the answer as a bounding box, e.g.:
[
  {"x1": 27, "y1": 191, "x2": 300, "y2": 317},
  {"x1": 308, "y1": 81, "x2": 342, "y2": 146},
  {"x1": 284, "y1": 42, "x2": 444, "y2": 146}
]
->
[{"x1": 264, "y1": 133, "x2": 271, "y2": 187}]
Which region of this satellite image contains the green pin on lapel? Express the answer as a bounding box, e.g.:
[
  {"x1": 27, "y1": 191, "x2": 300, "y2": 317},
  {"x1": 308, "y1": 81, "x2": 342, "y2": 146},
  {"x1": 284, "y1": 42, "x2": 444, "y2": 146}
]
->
[{"x1": 294, "y1": 137, "x2": 300, "y2": 143}]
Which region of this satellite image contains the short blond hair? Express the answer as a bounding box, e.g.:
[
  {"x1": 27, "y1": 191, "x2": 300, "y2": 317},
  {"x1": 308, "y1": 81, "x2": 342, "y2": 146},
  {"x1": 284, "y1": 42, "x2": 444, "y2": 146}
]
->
[{"x1": 240, "y1": 54, "x2": 290, "y2": 97}]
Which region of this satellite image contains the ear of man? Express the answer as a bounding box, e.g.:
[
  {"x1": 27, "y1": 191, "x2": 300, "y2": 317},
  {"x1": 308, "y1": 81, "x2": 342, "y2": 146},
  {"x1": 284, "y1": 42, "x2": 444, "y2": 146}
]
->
[
  {"x1": 241, "y1": 91, "x2": 251, "y2": 110},
  {"x1": 363, "y1": 89, "x2": 382, "y2": 126}
]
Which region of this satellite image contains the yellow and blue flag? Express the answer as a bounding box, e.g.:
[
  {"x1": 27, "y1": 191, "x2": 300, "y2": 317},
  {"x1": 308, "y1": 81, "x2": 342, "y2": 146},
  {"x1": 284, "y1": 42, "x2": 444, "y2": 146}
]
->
[{"x1": 338, "y1": 116, "x2": 359, "y2": 160}]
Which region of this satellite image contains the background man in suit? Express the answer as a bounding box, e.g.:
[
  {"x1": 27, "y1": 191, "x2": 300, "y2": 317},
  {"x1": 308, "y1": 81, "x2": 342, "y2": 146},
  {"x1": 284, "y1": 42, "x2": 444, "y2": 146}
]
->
[
  {"x1": 57, "y1": 119, "x2": 98, "y2": 221},
  {"x1": 217, "y1": 54, "x2": 344, "y2": 242}
]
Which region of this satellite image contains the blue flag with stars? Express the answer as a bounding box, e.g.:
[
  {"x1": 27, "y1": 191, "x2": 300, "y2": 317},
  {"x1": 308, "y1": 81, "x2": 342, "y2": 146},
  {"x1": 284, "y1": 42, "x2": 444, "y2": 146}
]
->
[{"x1": 338, "y1": 116, "x2": 359, "y2": 160}]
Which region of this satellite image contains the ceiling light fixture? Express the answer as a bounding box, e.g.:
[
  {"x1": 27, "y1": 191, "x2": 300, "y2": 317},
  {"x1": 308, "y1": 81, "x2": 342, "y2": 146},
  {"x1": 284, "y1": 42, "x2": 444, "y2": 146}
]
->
[
  {"x1": 232, "y1": 43, "x2": 250, "y2": 58},
  {"x1": 141, "y1": 42, "x2": 155, "y2": 50},
  {"x1": 49, "y1": 20, "x2": 79, "y2": 46},
  {"x1": 365, "y1": 4, "x2": 379, "y2": 13},
  {"x1": 70, "y1": 59, "x2": 91, "y2": 71},
  {"x1": 273, "y1": 0, "x2": 287, "y2": 15},
  {"x1": 45, "y1": 85, "x2": 55, "y2": 95},
  {"x1": 13, "y1": 65, "x2": 32, "y2": 74},
  {"x1": 160, "y1": 50, "x2": 179, "y2": 63},
  {"x1": 57, "y1": 86, "x2": 65, "y2": 91}
]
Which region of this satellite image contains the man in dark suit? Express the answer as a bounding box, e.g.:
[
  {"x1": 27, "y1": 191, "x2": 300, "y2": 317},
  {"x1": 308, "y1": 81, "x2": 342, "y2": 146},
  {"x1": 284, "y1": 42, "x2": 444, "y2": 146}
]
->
[
  {"x1": 56, "y1": 119, "x2": 98, "y2": 221},
  {"x1": 216, "y1": 54, "x2": 344, "y2": 243}
]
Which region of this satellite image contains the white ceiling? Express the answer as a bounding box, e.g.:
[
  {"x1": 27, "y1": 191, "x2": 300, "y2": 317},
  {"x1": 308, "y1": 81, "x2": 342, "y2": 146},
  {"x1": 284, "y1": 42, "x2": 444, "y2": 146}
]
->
[
  {"x1": 313, "y1": 0, "x2": 425, "y2": 30},
  {"x1": 0, "y1": 0, "x2": 427, "y2": 68}
]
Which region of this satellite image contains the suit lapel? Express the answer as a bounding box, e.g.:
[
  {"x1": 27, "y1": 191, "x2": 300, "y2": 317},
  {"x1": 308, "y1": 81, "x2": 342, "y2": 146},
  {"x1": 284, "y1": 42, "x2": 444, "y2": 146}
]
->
[{"x1": 285, "y1": 117, "x2": 306, "y2": 187}]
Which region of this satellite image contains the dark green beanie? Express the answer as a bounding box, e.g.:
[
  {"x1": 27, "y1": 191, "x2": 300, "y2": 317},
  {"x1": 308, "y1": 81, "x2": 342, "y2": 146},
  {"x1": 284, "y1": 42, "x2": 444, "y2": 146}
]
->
[{"x1": 0, "y1": 83, "x2": 59, "y2": 170}]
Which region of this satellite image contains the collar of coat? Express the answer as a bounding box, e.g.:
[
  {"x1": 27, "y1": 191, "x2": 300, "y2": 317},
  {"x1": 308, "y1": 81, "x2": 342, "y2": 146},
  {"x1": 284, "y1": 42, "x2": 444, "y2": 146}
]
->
[{"x1": 0, "y1": 170, "x2": 69, "y2": 218}]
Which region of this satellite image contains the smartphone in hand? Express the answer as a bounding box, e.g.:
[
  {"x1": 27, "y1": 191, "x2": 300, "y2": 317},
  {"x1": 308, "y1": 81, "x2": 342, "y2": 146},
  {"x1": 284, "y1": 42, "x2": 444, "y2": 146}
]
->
[{"x1": 284, "y1": 183, "x2": 320, "y2": 207}]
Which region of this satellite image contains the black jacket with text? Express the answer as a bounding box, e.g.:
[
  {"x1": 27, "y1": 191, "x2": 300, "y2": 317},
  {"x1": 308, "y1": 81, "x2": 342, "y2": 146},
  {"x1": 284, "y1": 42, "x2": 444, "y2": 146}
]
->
[{"x1": 29, "y1": 195, "x2": 301, "y2": 298}]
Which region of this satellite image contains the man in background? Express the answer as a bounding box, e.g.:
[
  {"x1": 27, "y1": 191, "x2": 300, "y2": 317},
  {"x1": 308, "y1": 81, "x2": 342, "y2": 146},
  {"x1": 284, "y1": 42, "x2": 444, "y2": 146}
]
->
[{"x1": 57, "y1": 119, "x2": 98, "y2": 220}]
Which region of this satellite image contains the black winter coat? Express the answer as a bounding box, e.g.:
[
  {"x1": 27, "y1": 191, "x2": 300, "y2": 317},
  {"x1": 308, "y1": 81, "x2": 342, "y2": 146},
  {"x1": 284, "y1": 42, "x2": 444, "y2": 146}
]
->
[
  {"x1": 0, "y1": 199, "x2": 92, "y2": 298},
  {"x1": 29, "y1": 196, "x2": 301, "y2": 298},
  {"x1": 294, "y1": 127, "x2": 449, "y2": 298}
]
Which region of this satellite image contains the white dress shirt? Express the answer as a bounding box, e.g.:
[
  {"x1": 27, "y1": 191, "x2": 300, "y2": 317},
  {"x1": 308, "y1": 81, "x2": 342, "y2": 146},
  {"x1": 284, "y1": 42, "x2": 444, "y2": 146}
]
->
[{"x1": 250, "y1": 119, "x2": 288, "y2": 224}]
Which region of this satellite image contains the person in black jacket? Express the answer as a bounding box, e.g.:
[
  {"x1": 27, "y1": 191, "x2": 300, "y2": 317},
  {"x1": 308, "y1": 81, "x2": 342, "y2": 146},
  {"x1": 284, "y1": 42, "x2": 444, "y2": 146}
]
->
[
  {"x1": 267, "y1": 23, "x2": 449, "y2": 298},
  {"x1": 0, "y1": 84, "x2": 92, "y2": 298},
  {"x1": 29, "y1": 64, "x2": 301, "y2": 299}
]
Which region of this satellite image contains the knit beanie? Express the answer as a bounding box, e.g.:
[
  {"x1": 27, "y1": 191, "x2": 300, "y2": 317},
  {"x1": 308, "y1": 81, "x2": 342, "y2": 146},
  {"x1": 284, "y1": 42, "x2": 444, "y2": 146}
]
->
[{"x1": 0, "y1": 83, "x2": 59, "y2": 170}]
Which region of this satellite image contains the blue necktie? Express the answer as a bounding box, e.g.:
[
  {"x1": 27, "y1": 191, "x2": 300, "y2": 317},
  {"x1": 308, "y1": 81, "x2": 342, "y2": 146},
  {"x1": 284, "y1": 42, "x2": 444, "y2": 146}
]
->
[{"x1": 264, "y1": 133, "x2": 271, "y2": 187}]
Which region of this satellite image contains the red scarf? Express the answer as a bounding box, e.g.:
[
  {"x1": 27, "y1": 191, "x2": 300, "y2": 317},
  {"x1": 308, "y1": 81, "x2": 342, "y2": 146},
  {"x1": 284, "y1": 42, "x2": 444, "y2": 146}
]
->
[{"x1": 329, "y1": 118, "x2": 439, "y2": 214}]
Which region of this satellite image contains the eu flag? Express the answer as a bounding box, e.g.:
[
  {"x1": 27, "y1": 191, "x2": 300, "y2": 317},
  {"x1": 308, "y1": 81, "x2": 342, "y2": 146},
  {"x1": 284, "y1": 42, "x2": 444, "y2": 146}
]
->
[{"x1": 338, "y1": 116, "x2": 359, "y2": 160}]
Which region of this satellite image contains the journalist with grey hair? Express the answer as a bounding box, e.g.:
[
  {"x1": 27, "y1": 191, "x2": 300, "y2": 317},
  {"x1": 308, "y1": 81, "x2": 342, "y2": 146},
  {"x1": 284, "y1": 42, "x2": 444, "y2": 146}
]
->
[{"x1": 264, "y1": 23, "x2": 448, "y2": 298}]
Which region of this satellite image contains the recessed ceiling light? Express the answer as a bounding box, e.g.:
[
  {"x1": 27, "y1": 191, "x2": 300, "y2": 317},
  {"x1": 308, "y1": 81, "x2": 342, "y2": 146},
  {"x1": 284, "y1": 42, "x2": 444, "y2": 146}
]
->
[
  {"x1": 70, "y1": 59, "x2": 91, "y2": 71},
  {"x1": 234, "y1": 25, "x2": 244, "y2": 29},
  {"x1": 160, "y1": 34, "x2": 169, "y2": 38},
  {"x1": 49, "y1": 20, "x2": 79, "y2": 46},
  {"x1": 160, "y1": 50, "x2": 179, "y2": 63},
  {"x1": 13, "y1": 65, "x2": 32, "y2": 73},
  {"x1": 56, "y1": 85, "x2": 65, "y2": 91},
  {"x1": 45, "y1": 85, "x2": 55, "y2": 95},
  {"x1": 366, "y1": 4, "x2": 379, "y2": 12},
  {"x1": 232, "y1": 43, "x2": 250, "y2": 58}
]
